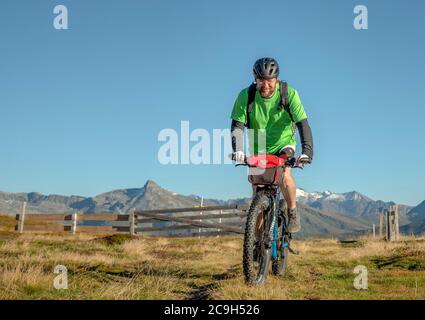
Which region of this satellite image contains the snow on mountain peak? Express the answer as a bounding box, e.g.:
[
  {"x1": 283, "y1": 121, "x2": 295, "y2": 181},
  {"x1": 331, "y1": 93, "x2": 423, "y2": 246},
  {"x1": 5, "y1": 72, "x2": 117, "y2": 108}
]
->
[
  {"x1": 296, "y1": 188, "x2": 308, "y2": 198},
  {"x1": 296, "y1": 188, "x2": 347, "y2": 202},
  {"x1": 326, "y1": 193, "x2": 345, "y2": 201},
  {"x1": 295, "y1": 188, "x2": 372, "y2": 204}
]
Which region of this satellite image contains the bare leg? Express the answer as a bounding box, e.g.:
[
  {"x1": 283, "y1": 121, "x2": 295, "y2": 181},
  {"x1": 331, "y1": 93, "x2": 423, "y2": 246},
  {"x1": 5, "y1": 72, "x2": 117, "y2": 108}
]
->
[{"x1": 279, "y1": 167, "x2": 297, "y2": 209}]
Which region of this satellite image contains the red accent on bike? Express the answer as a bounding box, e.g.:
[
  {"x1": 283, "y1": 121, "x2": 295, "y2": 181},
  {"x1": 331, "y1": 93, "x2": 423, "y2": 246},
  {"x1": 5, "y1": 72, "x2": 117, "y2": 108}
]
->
[
  {"x1": 277, "y1": 153, "x2": 289, "y2": 160},
  {"x1": 246, "y1": 154, "x2": 287, "y2": 169}
]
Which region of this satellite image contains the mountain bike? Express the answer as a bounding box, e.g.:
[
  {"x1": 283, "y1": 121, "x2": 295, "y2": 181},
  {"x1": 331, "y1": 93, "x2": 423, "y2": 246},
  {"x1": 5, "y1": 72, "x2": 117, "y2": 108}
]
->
[{"x1": 232, "y1": 153, "x2": 302, "y2": 285}]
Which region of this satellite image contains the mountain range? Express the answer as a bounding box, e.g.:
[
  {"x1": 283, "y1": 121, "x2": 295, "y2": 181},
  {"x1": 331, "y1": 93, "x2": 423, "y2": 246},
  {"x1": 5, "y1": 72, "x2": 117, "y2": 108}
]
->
[{"x1": 0, "y1": 180, "x2": 423, "y2": 237}]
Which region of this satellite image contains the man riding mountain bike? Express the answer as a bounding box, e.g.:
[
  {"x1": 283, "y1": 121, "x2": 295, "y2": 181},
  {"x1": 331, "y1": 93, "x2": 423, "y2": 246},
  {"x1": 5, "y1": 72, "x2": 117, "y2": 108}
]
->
[{"x1": 230, "y1": 57, "x2": 314, "y2": 233}]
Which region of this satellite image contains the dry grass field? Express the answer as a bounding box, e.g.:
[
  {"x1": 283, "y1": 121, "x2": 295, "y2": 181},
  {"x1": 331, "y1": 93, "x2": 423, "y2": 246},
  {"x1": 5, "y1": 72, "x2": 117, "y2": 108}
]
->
[{"x1": 1, "y1": 214, "x2": 425, "y2": 300}]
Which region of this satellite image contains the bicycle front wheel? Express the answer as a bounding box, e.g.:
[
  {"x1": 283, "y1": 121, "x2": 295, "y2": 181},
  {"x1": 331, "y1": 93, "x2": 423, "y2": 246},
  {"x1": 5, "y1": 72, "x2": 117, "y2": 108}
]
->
[{"x1": 243, "y1": 191, "x2": 272, "y2": 285}]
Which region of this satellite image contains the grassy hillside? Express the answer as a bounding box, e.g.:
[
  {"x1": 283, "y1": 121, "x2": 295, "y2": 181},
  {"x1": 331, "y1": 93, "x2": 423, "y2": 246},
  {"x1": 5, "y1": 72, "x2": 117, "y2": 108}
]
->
[
  {"x1": 0, "y1": 213, "x2": 18, "y2": 239},
  {"x1": 1, "y1": 214, "x2": 425, "y2": 300}
]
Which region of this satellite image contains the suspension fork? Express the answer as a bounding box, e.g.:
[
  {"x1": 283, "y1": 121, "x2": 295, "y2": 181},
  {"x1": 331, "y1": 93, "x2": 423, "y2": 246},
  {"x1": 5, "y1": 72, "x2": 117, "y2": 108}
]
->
[
  {"x1": 272, "y1": 218, "x2": 278, "y2": 259},
  {"x1": 257, "y1": 187, "x2": 280, "y2": 258},
  {"x1": 271, "y1": 190, "x2": 291, "y2": 259},
  {"x1": 270, "y1": 193, "x2": 279, "y2": 260}
]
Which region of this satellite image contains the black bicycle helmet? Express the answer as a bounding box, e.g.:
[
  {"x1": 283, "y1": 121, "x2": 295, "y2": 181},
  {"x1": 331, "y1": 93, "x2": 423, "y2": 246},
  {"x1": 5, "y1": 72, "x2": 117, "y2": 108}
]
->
[{"x1": 253, "y1": 57, "x2": 280, "y2": 79}]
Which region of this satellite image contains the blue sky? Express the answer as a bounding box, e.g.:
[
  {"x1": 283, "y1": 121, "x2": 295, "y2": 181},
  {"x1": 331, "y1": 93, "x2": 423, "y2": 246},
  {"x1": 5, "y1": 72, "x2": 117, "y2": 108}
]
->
[{"x1": 1, "y1": 0, "x2": 424, "y2": 206}]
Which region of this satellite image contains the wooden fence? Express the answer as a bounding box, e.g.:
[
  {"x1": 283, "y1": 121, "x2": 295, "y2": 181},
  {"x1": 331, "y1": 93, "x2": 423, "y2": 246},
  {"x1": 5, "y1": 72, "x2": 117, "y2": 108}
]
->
[
  {"x1": 381, "y1": 205, "x2": 400, "y2": 241},
  {"x1": 367, "y1": 205, "x2": 400, "y2": 241},
  {"x1": 15, "y1": 202, "x2": 248, "y2": 238}
]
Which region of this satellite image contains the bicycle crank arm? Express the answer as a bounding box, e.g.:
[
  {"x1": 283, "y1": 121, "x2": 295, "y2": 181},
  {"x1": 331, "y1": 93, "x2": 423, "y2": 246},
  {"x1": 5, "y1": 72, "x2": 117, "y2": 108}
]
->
[{"x1": 288, "y1": 245, "x2": 299, "y2": 255}]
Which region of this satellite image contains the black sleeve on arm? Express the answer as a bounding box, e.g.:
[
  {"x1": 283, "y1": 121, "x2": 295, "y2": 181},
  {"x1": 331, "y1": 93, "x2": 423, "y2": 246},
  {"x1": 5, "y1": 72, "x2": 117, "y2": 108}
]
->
[
  {"x1": 295, "y1": 119, "x2": 314, "y2": 160},
  {"x1": 231, "y1": 120, "x2": 245, "y2": 153}
]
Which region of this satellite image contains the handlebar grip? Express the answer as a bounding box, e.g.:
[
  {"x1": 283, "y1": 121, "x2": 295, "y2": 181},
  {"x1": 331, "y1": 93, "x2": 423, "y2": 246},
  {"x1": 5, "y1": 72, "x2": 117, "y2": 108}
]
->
[
  {"x1": 285, "y1": 157, "x2": 296, "y2": 167},
  {"x1": 229, "y1": 153, "x2": 247, "y2": 164}
]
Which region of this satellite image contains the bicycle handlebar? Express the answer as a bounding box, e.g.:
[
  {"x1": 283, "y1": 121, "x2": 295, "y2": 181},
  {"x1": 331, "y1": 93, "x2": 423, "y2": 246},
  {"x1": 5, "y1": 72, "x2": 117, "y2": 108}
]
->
[{"x1": 230, "y1": 154, "x2": 303, "y2": 169}]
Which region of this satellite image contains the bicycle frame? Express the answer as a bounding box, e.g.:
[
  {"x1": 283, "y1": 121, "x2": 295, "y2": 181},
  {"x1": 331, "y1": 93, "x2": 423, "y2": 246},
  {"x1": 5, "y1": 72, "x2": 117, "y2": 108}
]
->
[{"x1": 257, "y1": 185, "x2": 289, "y2": 261}]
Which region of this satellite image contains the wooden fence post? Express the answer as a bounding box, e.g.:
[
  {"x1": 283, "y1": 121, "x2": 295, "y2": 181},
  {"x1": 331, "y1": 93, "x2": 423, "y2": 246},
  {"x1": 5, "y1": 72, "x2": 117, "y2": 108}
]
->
[
  {"x1": 394, "y1": 205, "x2": 400, "y2": 241},
  {"x1": 217, "y1": 209, "x2": 223, "y2": 238},
  {"x1": 386, "y1": 209, "x2": 391, "y2": 241},
  {"x1": 129, "y1": 209, "x2": 136, "y2": 236},
  {"x1": 18, "y1": 201, "x2": 27, "y2": 233},
  {"x1": 386, "y1": 205, "x2": 400, "y2": 242},
  {"x1": 379, "y1": 213, "x2": 384, "y2": 239},
  {"x1": 372, "y1": 224, "x2": 376, "y2": 239},
  {"x1": 72, "y1": 213, "x2": 78, "y2": 235},
  {"x1": 198, "y1": 196, "x2": 204, "y2": 239}
]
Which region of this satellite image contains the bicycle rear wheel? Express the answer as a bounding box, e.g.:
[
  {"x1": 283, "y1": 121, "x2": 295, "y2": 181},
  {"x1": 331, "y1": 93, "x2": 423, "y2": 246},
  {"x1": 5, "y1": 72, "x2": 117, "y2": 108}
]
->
[{"x1": 243, "y1": 191, "x2": 272, "y2": 285}]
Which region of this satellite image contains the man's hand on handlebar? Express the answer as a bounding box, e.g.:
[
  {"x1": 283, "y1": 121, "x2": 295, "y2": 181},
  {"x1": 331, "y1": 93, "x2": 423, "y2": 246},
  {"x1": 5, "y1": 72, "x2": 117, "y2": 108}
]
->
[
  {"x1": 295, "y1": 154, "x2": 312, "y2": 167},
  {"x1": 229, "y1": 151, "x2": 246, "y2": 163}
]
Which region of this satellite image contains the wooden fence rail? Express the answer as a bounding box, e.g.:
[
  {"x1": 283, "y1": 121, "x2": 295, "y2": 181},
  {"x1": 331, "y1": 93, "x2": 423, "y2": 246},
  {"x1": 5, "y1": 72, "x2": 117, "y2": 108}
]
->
[
  {"x1": 135, "y1": 211, "x2": 245, "y2": 234},
  {"x1": 14, "y1": 202, "x2": 248, "y2": 238}
]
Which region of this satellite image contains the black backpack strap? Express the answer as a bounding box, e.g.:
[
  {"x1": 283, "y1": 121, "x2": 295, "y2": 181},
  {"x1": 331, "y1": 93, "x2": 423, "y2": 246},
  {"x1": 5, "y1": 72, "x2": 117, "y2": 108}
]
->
[
  {"x1": 246, "y1": 83, "x2": 257, "y2": 128},
  {"x1": 279, "y1": 81, "x2": 295, "y2": 123}
]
